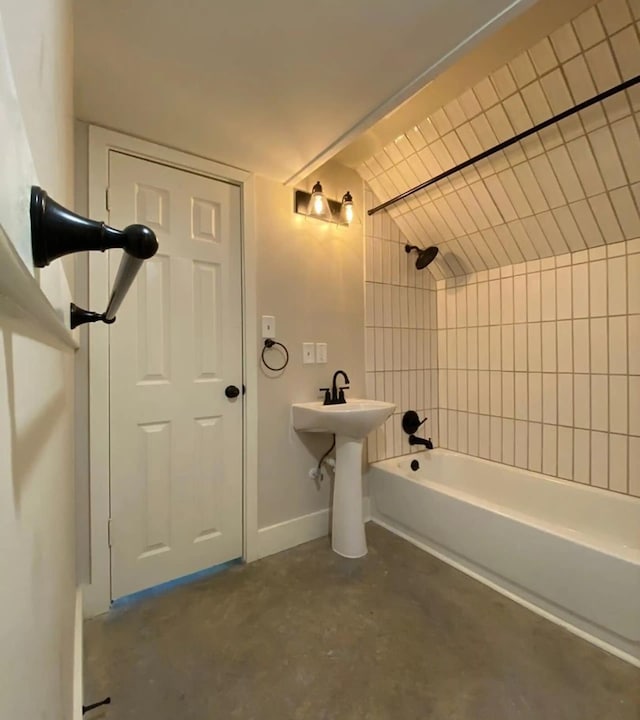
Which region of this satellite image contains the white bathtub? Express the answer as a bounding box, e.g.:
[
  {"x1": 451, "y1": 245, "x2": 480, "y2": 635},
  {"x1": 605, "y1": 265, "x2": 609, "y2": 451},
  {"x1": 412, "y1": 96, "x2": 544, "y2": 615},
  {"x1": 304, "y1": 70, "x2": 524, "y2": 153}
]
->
[{"x1": 367, "y1": 449, "x2": 640, "y2": 666}]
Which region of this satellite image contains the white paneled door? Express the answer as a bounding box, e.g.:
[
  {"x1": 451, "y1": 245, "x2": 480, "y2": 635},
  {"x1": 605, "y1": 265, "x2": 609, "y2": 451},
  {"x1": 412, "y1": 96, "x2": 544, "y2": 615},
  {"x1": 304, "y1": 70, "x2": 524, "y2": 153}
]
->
[{"x1": 107, "y1": 152, "x2": 243, "y2": 599}]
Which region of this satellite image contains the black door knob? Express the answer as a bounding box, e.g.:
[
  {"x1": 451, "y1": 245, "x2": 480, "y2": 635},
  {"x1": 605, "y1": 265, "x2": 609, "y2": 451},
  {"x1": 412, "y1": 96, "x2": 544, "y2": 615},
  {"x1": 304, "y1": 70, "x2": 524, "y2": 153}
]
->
[{"x1": 225, "y1": 385, "x2": 240, "y2": 399}]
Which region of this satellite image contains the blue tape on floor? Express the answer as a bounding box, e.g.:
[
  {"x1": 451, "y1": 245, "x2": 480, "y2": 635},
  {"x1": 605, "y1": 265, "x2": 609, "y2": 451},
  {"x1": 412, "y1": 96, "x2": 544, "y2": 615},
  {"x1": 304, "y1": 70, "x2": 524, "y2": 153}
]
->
[{"x1": 111, "y1": 558, "x2": 242, "y2": 609}]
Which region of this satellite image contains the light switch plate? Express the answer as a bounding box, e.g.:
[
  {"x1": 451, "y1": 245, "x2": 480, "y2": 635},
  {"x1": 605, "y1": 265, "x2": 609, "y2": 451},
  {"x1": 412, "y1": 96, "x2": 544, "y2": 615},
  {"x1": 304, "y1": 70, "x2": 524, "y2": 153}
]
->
[
  {"x1": 302, "y1": 342, "x2": 315, "y2": 364},
  {"x1": 316, "y1": 342, "x2": 328, "y2": 364},
  {"x1": 262, "y1": 315, "x2": 276, "y2": 339}
]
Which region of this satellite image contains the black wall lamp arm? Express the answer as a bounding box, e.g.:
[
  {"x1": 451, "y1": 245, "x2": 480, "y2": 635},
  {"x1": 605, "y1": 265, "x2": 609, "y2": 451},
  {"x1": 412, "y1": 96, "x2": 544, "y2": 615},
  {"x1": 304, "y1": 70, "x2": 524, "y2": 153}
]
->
[{"x1": 30, "y1": 186, "x2": 158, "y2": 329}]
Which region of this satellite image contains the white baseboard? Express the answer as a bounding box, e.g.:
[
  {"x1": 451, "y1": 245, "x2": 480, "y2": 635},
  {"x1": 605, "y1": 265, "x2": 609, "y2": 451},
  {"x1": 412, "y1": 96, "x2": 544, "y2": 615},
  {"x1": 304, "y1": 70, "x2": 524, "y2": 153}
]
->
[
  {"x1": 257, "y1": 508, "x2": 330, "y2": 559},
  {"x1": 257, "y1": 497, "x2": 372, "y2": 560}
]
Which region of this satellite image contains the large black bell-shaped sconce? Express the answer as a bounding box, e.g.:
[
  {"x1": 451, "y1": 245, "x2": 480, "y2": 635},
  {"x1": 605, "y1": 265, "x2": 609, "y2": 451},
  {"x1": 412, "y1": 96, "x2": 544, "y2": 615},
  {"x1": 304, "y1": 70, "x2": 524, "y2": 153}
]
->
[{"x1": 30, "y1": 186, "x2": 158, "y2": 329}]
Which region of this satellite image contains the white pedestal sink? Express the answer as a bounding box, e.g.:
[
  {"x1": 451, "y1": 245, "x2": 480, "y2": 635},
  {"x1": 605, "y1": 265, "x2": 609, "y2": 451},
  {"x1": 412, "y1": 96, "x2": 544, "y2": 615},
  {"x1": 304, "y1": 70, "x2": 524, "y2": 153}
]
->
[{"x1": 291, "y1": 399, "x2": 395, "y2": 558}]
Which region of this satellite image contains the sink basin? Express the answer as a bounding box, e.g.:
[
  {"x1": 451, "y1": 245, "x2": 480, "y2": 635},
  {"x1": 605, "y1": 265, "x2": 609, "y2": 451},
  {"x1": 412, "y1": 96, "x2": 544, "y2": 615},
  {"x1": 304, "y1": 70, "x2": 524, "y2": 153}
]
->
[
  {"x1": 292, "y1": 398, "x2": 396, "y2": 559},
  {"x1": 292, "y1": 399, "x2": 395, "y2": 439}
]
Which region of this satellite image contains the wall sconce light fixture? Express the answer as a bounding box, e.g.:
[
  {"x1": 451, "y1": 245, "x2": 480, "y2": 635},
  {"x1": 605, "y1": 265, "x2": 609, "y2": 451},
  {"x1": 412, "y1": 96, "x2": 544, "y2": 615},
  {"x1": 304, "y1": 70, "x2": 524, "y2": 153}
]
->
[
  {"x1": 30, "y1": 186, "x2": 158, "y2": 329},
  {"x1": 340, "y1": 191, "x2": 354, "y2": 225},
  {"x1": 294, "y1": 181, "x2": 354, "y2": 225}
]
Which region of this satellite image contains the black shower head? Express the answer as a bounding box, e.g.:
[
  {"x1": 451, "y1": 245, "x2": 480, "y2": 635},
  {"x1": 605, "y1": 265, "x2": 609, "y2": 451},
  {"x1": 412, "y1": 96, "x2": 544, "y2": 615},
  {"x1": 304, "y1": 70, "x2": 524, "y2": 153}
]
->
[{"x1": 405, "y1": 244, "x2": 439, "y2": 269}]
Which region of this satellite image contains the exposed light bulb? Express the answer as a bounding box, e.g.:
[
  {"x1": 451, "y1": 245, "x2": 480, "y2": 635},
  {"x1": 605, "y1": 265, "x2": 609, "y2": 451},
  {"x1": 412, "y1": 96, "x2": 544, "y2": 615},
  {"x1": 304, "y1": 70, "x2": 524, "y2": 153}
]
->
[
  {"x1": 344, "y1": 203, "x2": 354, "y2": 224},
  {"x1": 340, "y1": 191, "x2": 354, "y2": 225},
  {"x1": 307, "y1": 180, "x2": 332, "y2": 221}
]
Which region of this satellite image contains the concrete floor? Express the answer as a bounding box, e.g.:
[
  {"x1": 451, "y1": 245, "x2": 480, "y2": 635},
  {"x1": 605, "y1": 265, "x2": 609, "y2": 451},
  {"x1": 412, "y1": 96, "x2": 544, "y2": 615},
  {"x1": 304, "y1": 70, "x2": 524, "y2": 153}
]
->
[{"x1": 84, "y1": 523, "x2": 639, "y2": 720}]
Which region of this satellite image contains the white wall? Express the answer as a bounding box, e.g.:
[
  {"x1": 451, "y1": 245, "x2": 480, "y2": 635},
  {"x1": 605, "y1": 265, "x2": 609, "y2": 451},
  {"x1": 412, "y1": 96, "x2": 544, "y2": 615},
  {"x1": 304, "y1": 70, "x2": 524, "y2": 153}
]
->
[
  {"x1": 256, "y1": 163, "x2": 365, "y2": 530},
  {"x1": 1, "y1": 0, "x2": 73, "y2": 197},
  {"x1": 0, "y1": 2, "x2": 77, "y2": 719}
]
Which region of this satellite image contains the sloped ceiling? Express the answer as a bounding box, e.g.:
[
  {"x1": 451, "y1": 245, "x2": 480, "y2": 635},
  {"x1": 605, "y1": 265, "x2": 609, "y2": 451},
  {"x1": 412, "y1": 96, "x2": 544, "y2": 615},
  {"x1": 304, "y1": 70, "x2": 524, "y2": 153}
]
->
[
  {"x1": 354, "y1": 0, "x2": 640, "y2": 279},
  {"x1": 73, "y1": 0, "x2": 534, "y2": 182}
]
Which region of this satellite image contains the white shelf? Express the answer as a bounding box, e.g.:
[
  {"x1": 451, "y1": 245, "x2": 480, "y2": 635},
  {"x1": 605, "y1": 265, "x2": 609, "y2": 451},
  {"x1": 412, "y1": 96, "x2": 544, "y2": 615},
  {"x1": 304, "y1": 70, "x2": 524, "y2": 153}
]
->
[
  {"x1": 0, "y1": 11, "x2": 76, "y2": 351},
  {"x1": 0, "y1": 224, "x2": 77, "y2": 350}
]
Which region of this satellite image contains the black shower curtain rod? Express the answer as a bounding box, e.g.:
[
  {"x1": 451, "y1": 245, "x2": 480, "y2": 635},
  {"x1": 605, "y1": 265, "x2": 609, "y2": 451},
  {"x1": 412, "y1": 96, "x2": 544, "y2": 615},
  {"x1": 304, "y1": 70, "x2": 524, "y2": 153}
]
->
[{"x1": 368, "y1": 73, "x2": 640, "y2": 216}]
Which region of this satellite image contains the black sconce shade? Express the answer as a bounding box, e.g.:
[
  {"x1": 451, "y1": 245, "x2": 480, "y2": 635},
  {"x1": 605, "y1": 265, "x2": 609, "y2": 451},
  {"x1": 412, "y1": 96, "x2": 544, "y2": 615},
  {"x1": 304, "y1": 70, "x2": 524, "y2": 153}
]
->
[
  {"x1": 30, "y1": 186, "x2": 158, "y2": 329},
  {"x1": 30, "y1": 186, "x2": 157, "y2": 267}
]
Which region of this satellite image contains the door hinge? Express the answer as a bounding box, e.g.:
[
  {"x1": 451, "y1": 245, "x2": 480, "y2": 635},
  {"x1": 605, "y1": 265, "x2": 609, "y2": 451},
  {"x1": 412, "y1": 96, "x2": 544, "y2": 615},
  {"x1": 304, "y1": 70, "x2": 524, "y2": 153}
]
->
[
  {"x1": 107, "y1": 518, "x2": 113, "y2": 547},
  {"x1": 105, "y1": 187, "x2": 110, "y2": 212}
]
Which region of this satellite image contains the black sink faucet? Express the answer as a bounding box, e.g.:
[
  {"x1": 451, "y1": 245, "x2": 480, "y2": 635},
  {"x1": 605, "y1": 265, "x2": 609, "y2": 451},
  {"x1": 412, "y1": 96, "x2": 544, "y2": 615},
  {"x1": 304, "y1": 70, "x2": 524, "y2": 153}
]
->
[{"x1": 320, "y1": 370, "x2": 350, "y2": 405}]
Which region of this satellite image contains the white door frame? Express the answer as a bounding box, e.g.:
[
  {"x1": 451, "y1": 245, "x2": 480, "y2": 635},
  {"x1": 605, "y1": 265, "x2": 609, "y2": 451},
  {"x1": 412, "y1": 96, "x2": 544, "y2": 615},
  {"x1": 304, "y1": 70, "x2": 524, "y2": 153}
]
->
[{"x1": 84, "y1": 126, "x2": 258, "y2": 617}]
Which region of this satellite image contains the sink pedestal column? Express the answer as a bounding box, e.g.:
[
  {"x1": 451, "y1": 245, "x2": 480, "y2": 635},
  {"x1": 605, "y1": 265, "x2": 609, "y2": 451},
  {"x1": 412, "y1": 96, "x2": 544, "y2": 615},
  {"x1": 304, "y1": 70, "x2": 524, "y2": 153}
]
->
[{"x1": 332, "y1": 435, "x2": 367, "y2": 558}]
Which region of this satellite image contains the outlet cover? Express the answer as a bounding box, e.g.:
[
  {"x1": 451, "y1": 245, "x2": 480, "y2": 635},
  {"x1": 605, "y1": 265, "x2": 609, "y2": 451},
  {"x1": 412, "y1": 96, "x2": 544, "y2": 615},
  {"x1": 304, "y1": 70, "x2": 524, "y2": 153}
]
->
[
  {"x1": 316, "y1": 342, "x2": 328, "y2": 364},
  {"x1": 302, "y1": 342, "x2": 315, "y2": 364},
  {"x1": 261, "y1": 315, "x2": 276, "y2": 339}
]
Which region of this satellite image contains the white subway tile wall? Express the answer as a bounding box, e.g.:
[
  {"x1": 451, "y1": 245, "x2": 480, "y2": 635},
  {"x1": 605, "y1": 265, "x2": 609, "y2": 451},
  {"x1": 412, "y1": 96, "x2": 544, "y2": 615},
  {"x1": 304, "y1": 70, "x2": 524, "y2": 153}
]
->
[
  {"x1": 435, "y1": 240, "x2": 639, "y2": 496},
  {"x1": 364, "y1": 188, "x2": 439, "y2": 463},
  {"x1": 361, "y1": 0, "x2": 639, "y2": 498},
  {"x1": 357, "y1": 0, "x2": 640, "y2": 281},
  {"x1": 364, "y1": 186, "x2": 638, "y2": 498}
]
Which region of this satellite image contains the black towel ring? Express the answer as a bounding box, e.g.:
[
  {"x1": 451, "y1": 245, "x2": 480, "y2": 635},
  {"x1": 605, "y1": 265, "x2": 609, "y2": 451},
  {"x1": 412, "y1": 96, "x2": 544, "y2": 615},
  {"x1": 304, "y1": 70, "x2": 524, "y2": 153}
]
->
[{"x1": 261, "y1": 339, "x2": 289, "y2": 372}]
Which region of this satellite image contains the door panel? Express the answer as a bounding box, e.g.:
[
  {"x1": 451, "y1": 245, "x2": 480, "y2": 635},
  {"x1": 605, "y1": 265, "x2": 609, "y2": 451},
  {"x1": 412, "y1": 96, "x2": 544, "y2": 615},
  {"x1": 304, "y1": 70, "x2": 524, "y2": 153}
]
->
[{"x1": 108, "y1": 152, "x2": 243, "y2": 599}]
